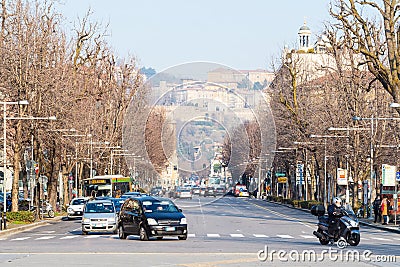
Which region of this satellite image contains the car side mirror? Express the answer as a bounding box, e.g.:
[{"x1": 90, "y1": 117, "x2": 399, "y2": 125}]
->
[{"x1": 178, "y1": 208, "x2": 182, "y2": 212}]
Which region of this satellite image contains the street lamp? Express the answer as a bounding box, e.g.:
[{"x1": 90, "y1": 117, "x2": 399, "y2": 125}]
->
[{"x1": 309, "y1": 134, "x2": 347, "y2": 208}]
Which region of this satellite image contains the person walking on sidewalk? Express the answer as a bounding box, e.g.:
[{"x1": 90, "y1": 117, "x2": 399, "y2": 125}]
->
[
  {"x1": 381, "y1": 196, "x2": 389, "y2": 225},
  {"x1": 373, "y1": 194, "x2": 382, "y2": 223}
]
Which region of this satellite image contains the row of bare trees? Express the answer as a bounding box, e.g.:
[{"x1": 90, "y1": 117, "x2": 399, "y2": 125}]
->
[
  {"x1": 0, "y1": 0, "x2": 169, "y2": 212},
  {"x1": 267, "y1": 0, "x2": 400, "y2": 205}
]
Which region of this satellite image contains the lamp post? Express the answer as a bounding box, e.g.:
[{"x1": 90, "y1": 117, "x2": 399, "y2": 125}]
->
[{"x1": 310, "y1": 134, "x2": 347, "y2": 208}]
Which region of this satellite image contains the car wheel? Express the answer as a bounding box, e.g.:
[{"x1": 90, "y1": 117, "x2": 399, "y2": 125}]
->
[
  {"x1": 139, "y1": 226, "x2": 149, "y2": 241},
  {"x1": 82, "y1": 230, "x2": 88, "y2": 235},
  {"x1": 118, "y1": 225, "x2": 127, "y2": 239},
  {"x1": 178, "y1": 234, "x2": 187, "y2": 240}
]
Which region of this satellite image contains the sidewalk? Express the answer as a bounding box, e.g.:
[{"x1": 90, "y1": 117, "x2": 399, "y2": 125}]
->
[
  {"x1": 264, "y1": 199, "x2": 400, "y2": 234},
  {"x1": 0, "y1": 216, "x2": 63, "y2": 237}
]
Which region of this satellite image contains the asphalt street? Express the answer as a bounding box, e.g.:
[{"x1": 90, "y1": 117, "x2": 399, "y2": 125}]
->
[{"x1": 0, "y1": 195, "x2": 399, "y2": 266}]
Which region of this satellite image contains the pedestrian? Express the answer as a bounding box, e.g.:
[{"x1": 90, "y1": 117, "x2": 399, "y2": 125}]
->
[
  {"x1": 373, "y1": 194, "x2": 382, "y2": 223},
  {"x1": 381, "y1": 196, "x2": 389, "y2": 225}
]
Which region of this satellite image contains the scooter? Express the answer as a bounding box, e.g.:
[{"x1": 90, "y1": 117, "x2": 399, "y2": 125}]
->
[
  {"x1": 30, "y1": 200, "x2": 55, "y2": 218},
  {"x1": 311, "y1": 204, "x2": 360, "y2": 248}
]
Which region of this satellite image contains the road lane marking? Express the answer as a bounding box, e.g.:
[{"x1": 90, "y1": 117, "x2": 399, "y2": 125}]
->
[
  {"x1": 84, "y1": 235, "x2": 100, "y2": 239},
  {"x1": 188, "y1": 233, "x2": 195, "y2": 238},
  {"x1": 59, "y1": 236, "x2": 78, "y2": 240},
  {"x1": 369, "y1": 237, "x2": 391, "y2": 241},
  {"x1": 230, "y1": 234, "x2": 244, "y2": 237},
  {"x1": 300, "y1": 235, "x2": 315, "y2": 239},
  {"x1": 253, "y1": 234, "x2": 268, "y2": 237},
  {"x1": 41, "y1": 231, "x2": 55, "y2": 233},
  {"x1": 207, "y1": 234, "x2": 220, "y2": 238},
  {"x1": 11, "y1": 237, "x2": 31, "y2": 241},
  {"x1": 277, "y1": 234, "x2": 294, "y2": 239},
  {"x1": 35, "y1": 236, "x2": 56, "y2": 240}
]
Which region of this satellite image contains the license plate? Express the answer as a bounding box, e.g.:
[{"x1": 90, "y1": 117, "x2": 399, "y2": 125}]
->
[
  {"x1": 94, "y1": 224, "x2": 105, "y2": 227},
  {"x1": 165, "y1": 227, "x2": 175, "y2": 231}
]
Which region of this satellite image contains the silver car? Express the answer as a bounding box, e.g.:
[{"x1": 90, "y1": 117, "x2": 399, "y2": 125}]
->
[{"x1": 81, "y1": 199, "x2": 118, "y2": 235}]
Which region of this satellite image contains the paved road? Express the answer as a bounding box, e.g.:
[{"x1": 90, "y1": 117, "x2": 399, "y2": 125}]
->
[{"x1": 0, "y1": 196, "x2": 399, "y2": 266}]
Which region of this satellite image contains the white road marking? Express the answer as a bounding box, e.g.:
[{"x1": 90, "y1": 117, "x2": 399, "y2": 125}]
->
[
  {"x1": 369, "y1": 237, "x2": 391, "y2": 241},
  {"x1": 188, "y1": 234, "x2": 195, "y2": 238},
  {"x1": 84, "y1": 235, "x2": 100, "y2": 239},
  {"x1": 35, "y1": 236, "x2": 56, "y2": 240},
  {"x1": 230, "y1": 234, "x2": 244, "y2": 237},
  {"x1": 11, "y1": 237, "x2": 31, "y2": 241},
  {"x1": 300, "y1": 235, "x2": 315, "y2": 239},
  {"x1": 277, "y1": 234, "x2": 294, "y2": 239},
  {"x1": 41, "y1": 231, "x2": 55, "y2": 233},
  {"x1": 361, "y1": 238, "x2": 369, "y2": 240},
  {"x1": 207, "y1": 234, "x2": 220, "y2": 238},
  {"x1": 253, "y1": 234, "x2": 268, "y2": 238},
  {"x1": 393, "y1": 237, "x2": 400, "y2": 241},
  {"x1": 59, "y1": 236, "x2": 78, "y2": 240}
]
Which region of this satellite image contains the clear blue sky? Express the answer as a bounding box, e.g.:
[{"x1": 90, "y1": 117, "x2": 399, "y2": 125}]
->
[{"x1": 57, "y1": 1, "x2": 331, "y2": 72}]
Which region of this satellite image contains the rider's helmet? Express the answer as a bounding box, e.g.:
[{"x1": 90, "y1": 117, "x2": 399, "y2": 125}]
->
[{"x1": 332, "y1": 197, "x2": 342, "y2": 208}]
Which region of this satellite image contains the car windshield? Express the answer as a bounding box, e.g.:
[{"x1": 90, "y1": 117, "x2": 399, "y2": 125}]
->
[
  {"x1": 85, "y1": 202, "x2": 114, "y2": 213},
  {"x1": 142, "y1": 200, "x2": 179, "y2": 213},
  {"x1": 72, "y1": 199, "x2": 86, "y2": 205}
]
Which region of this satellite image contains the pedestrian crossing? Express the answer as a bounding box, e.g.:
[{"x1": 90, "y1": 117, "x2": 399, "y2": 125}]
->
[{"x1": 3, "y1": 232, "x2": 399, "y2": 242}]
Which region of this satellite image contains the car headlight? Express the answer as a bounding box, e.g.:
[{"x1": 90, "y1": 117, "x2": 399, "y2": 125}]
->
[
  {"x1": 67, "y1": 207, "x2": 73, "y2": 213},
  {"x1": 147, "y1": 218, "x2": 158, "y2": 225},
  {"x1": 83, "y1": 218, "x2": 90, "y2": 223},
  {"x1": 180, "y1": 218, "x2": 187, "y2": 225}
]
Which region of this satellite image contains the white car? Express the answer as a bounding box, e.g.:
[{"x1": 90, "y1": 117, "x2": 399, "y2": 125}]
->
[{"x1": 67, "y1": 197, "x2": 89, "y2": 219}]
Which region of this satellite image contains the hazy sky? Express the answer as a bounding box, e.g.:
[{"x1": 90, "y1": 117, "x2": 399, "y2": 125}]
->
[{"x1": 57, "y1": 1, "x2": 331, "y2": 72}]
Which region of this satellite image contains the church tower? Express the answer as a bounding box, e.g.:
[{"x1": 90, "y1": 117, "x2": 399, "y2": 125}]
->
[{"x1": 298, "y1": 21, "x2": 312, "y2": 52}]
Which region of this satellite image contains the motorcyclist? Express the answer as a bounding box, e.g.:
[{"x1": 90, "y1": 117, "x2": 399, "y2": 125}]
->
[{"x1": 327, "y1": 197, "x2": 343, "y2": 238}]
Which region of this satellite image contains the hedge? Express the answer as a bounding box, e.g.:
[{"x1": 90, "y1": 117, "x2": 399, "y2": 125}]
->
[{"x1": 6, "y1": 211, "x2": 35, "y2": 223}]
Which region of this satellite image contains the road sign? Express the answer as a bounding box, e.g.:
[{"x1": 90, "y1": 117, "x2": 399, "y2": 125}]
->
[
  {"x1": 396, "y1": 171, "x2": 400, "y2": 182},
  {"x1": 337, "y1": 168, "x2": 348, "y2": 185},
  {"x1": 296, "y1": 164, "x2": 304, "y2": 185},
  {"x1": 382, "y1": 164, "x2": 396, "y2": 186},
  {"x1": 277, "y1": 177, "x2": 288, "y2": 183}
]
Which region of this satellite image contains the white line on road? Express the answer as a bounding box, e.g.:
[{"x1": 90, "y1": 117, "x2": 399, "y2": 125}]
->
[
  {"x1": 207, "y1": 234, "x2": 220, "y2": 238},
  {"x1": 41, "y1": 231, "x2": 55, "y2": 233},
  {"x1": 277, "y1": 234, "x2": 294, "y2": 239},
  {"x1": 35, "y1": 236, "x2": 56, "y2": 240},
  {"x1": 299, "y1": 235, "x2": 315, "y2": 239},
  {"x1": 253, "y1": 234, "x2": 268, "y2": 238},
  {"x1": 188, "y1": 234, "x2": 195, "y2": 238},
  {"x1": 369, "y1": 237, "x2": 391, "y2": 241},
  {"x1": 11, "y1": 237, "x2": 31, "y2": 241},
  {"x1": 84, "y1": 235, "x2": 100, "y2": 239},
  {"x1": 59, "y1": 236, "x2": 79, "y2": 240},
  {"x1": 230, "y1": 234, "x2": 244, "y2": 237}
]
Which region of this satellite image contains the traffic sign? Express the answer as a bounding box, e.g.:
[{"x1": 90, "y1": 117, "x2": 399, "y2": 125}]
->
[{"x1": 396, "y1": 171, "x2": 400, "y2": 181}]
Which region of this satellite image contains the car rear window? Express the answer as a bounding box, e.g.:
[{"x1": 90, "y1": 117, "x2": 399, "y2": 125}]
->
[
  {"x1": 85, "y1": 202, "x2": 114, "y2": 213},
  {"x1": 72, "y1": 199, "x2": 85, "y2": 205}
]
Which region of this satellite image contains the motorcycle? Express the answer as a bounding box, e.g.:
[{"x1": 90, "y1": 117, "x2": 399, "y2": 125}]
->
[
  {"x1": 30, "y1": 200, "x2": 55, "y2": 218},
  {"x1": 311, "y1": 204, "x2": 360, "y2": 248}
]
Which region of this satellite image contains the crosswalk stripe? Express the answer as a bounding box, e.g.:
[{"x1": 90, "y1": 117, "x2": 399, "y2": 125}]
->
[
  {"x1": 300, "y1": 235, "x2": 315, "y2": 239},
  {"x1": 392, "y1": 237, "x2": 400, "y2": 241},
  {"x1": 230, "y1": 234, "x2": 244, "y2": 237},
  {"x1": 35, "y1": 236, "x2": 56, "y2": 240},
  {"x1": 369, "y1": 237, "x2": 391, "y2": 241},
  {"x1": 277, "y1": 235, "x2": 294, "y2": 239},
  {"x1": 361, "y1": 238, "x2": 369, "y2": 240},
  {"x1": 11, "y1": 237, "x2": 31, "y2": 241},
  {"x1": 59, "y1": 236, "x2": 78, "y2": 240},
  {"x1": 207, "y1": 234, "x2": 220, "y2": 238},
  {"x1": 253, "y1": 234, "x2": 268, "y2": 238},
  {"x1": 188, "y1": 234, "x2": 195, "y2": 238}
]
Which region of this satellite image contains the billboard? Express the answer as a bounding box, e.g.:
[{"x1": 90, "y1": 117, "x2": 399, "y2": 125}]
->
[
  {"x1": 337, "y1": 168, "x2": 348, "y2": 185},
  {"x1": 382, "y1": 164, "x2": 396, "y2": 187}
]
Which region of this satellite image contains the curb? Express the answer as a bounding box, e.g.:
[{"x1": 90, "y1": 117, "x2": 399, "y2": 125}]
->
[
  {"x1": 0, "y1": 216, "x2": 64, "y2": 237},
  {"x1": 264, "y1": 200, "x2": 400, "y2": 234}
]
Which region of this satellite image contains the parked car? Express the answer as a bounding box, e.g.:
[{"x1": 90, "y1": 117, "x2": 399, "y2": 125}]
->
[
  {"x1": 109, "y1": 197, "x2": 125, "y2": 213},
  {"x1": 199, "y1": 186, "x2": 206, "y2": 196},
  {"x1": 81, "y1": 199, "x2": 118, "y2": 235},
  {"x1": 150, "y1": 186, "x2": 163, "y2": 196},
  {"x1": 118, "y1": 196, "x2": 188, "y2": 241},
  {"x1": 67, "y1": 197, "x2": 89, "y2": 219}
]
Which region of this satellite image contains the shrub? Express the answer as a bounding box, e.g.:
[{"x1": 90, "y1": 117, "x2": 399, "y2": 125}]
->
[{"x1": 6, "y1": 211, "x2": 35, "y2": 223}]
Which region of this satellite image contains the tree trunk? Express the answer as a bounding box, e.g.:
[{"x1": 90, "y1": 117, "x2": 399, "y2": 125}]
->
[{"x1": 11, "y1": 120, "x2": 23, "y2": 212}]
